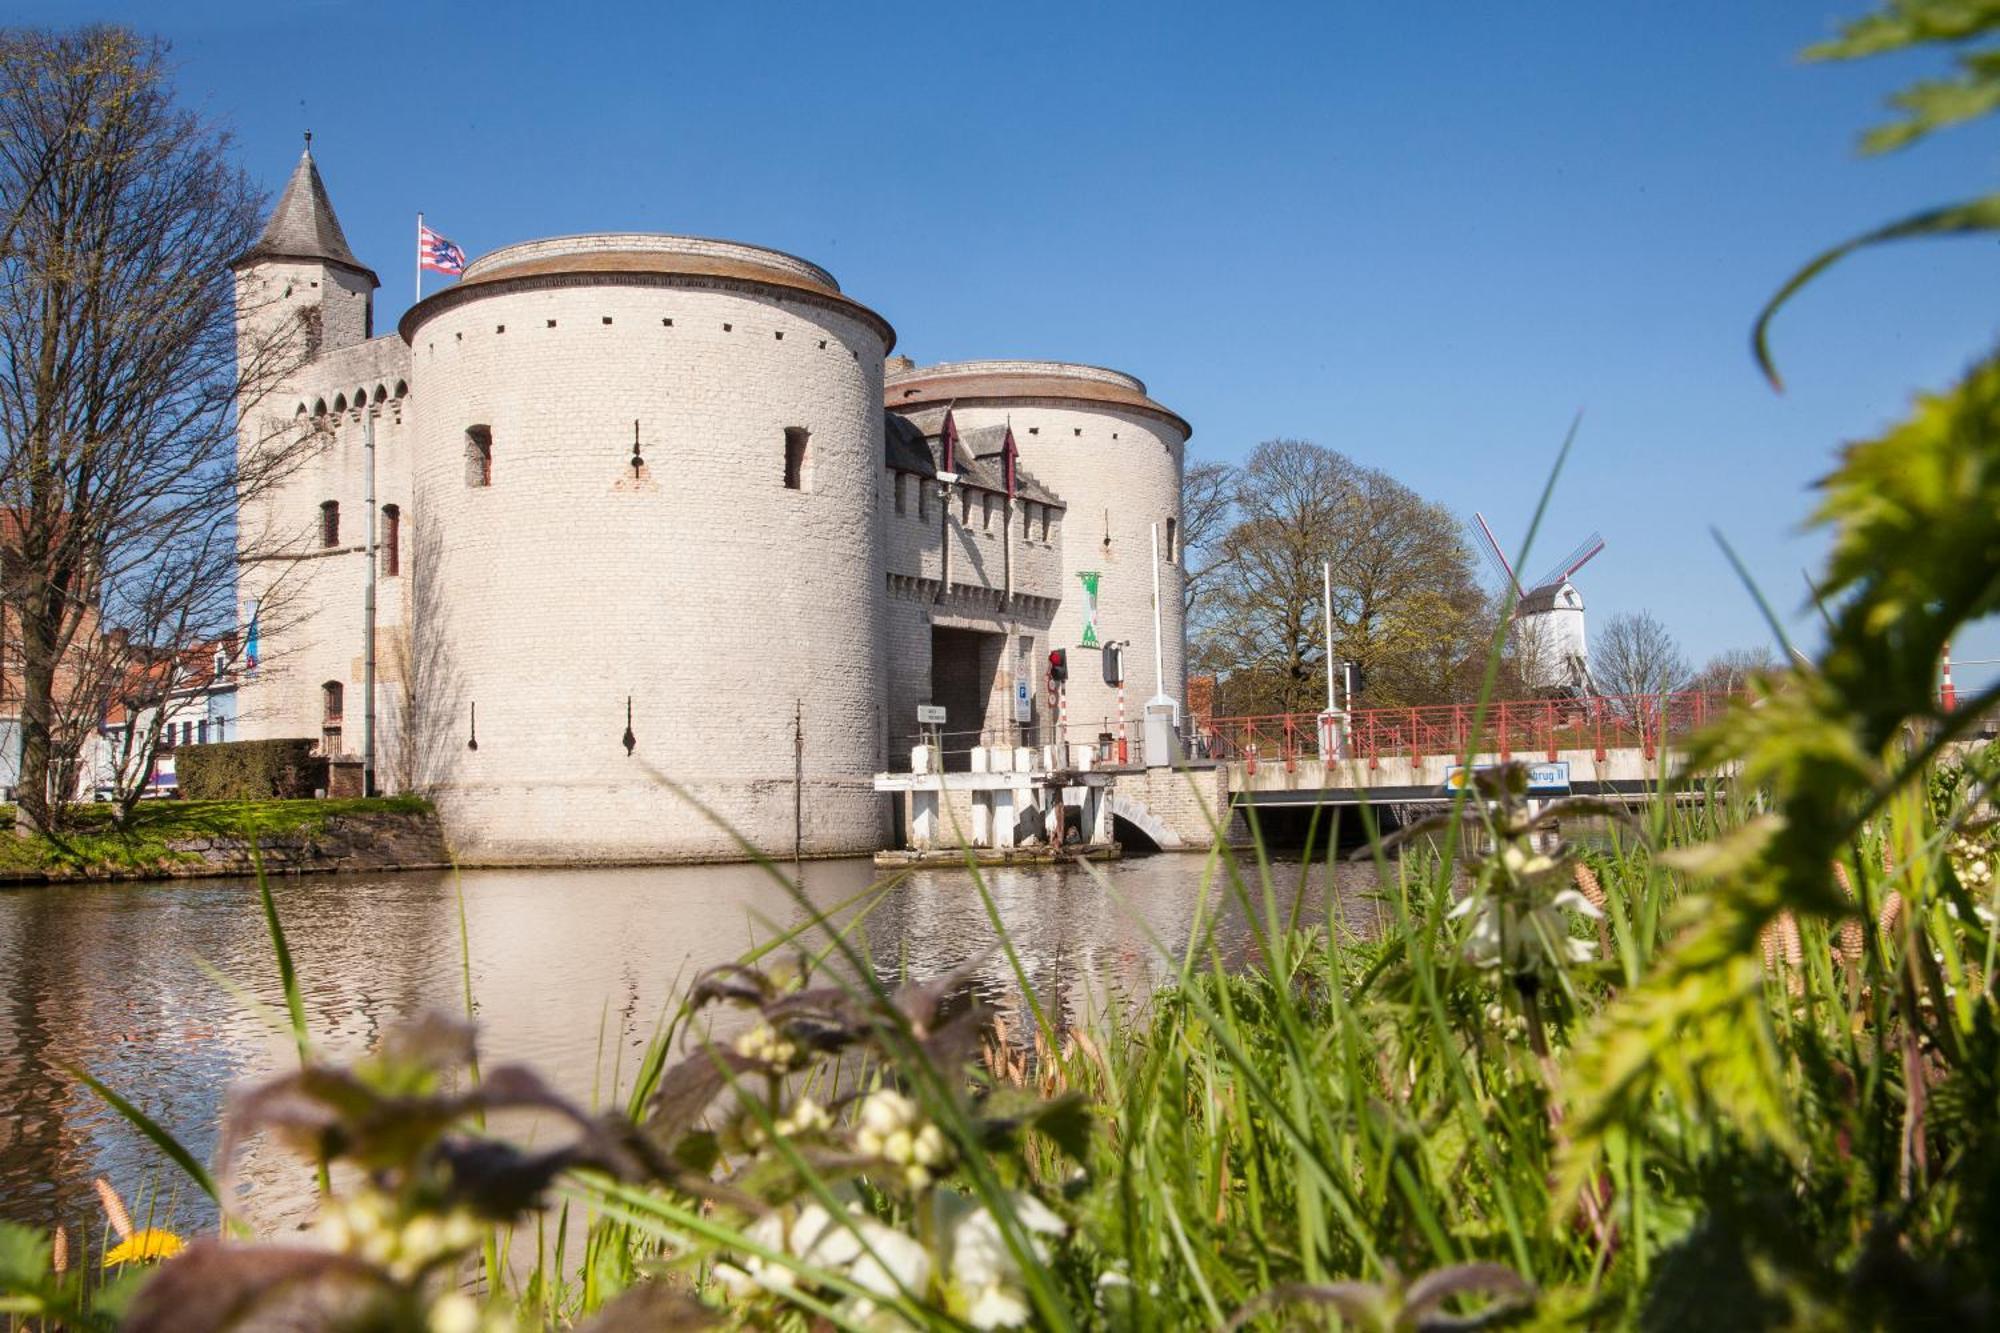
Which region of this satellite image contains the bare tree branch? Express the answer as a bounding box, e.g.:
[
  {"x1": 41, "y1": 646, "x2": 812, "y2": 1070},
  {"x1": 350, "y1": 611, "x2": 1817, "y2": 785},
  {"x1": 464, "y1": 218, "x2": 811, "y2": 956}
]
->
[{"x1": 0, "y1": 27, "x2": 310, "y2": 831}]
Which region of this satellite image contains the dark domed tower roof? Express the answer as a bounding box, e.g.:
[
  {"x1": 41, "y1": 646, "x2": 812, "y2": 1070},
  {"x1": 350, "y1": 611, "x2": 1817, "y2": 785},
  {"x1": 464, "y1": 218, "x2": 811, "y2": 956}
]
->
[{"x1": 232, "y1": 143, "x2": 379, "y2": 287}]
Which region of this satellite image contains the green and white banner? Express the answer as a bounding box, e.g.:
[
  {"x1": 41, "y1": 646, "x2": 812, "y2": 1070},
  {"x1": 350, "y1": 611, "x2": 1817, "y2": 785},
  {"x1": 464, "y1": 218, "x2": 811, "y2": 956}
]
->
[{"x1": 1078, "y1": 571, "x2": 1101, "y2": 647}]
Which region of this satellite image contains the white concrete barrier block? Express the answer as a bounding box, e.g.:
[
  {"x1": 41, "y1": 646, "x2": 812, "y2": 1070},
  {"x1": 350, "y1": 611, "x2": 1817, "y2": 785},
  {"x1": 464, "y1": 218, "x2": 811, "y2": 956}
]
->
[
  {"x1": 912, "y1": 745, "x2": 934, "y2": 776},
  {"x1": 1014, "y1": 746, "x2": 1035, "y2": 774},
  {"x1": 970, "y1": 746, "x2": 991, "y2": 774},
  {"x1": 911, "y1": 791, "x2": 940, "y2": 848},
  {"x1": 993, "y1": 788, "x2": 1018, "y2": 848}
]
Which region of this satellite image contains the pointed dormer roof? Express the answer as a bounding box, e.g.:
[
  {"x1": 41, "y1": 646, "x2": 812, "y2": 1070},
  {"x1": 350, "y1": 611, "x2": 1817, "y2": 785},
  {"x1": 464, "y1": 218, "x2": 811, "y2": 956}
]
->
[{"x1": 232, "y1": 141, "x2": 379, "y2": 287}]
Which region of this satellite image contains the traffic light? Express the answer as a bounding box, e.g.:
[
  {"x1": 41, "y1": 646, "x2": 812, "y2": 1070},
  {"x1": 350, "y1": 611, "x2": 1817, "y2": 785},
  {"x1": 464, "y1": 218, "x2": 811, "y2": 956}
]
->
[
  {"x1": 1342, "y1": 660, "x2": 1366, "y2": 699},
  {"x1": 1101, "y1": 643, "x2": 1124, "y2": 687},
  {"x1": 1048, "y1": 648, "x2": 1068, "y2": 684}
]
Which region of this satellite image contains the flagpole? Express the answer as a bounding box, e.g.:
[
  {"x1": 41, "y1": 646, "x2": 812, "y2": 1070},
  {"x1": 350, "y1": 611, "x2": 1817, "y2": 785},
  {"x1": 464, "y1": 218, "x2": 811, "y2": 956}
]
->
[{"x1": 415, "y1": 212, "x2": 423, "y2": 305}]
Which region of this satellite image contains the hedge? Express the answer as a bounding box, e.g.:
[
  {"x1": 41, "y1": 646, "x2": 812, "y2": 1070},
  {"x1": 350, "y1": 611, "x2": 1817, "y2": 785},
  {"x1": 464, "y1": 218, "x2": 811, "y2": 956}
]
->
[{"x1": 176, "y1": 738, "x2": 329, "y2": 801}]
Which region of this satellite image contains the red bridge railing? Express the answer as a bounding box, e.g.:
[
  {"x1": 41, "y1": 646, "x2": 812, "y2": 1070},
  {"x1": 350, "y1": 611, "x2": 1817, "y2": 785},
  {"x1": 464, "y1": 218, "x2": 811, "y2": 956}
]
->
[{"x1": 1202, "y1": 691, "x2": 1737, "y2": 771}]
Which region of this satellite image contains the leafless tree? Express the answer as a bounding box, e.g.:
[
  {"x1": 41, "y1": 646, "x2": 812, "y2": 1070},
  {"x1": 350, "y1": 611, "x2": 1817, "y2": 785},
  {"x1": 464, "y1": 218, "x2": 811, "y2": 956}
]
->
[
  {"x1": 1179, "y1": 458, "x2": 1237, "y2": 619},
  {"x1": 0, "y1": 28, "x2": 306, "y2": 830},
  {"x1": 1593, "y1": 610, "x2": 1692, "y2": 701},
  {"x1": 1690, "y1": 645, "x2": 1774, "y2": 695}
]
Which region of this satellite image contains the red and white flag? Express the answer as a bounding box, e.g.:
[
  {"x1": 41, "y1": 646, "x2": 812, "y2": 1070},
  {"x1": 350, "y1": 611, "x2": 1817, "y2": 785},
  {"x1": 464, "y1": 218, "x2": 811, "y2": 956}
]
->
[{"x1": 419, "y1": 220, "x2": 466, "y2": 276}]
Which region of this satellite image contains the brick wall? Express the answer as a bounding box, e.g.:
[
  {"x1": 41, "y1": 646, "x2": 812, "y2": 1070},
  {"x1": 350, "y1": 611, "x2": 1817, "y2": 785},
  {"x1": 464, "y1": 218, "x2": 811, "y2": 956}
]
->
[
  {"x1": 401, "y1": 253, "x2": 888, "y2": 861},
  {"x1": 892, "y1": 390, "x2": 1187, "y2": 742}
]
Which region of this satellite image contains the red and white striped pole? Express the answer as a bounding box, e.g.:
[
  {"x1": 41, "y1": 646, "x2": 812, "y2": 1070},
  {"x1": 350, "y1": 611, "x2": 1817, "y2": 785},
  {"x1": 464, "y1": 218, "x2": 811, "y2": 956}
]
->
[
  {"x1": 1116, "y1": 675, "x2": 1128, "y2": 764},
  {"x1": 1942, "y1": 642, "x2": 1959, "y2": 712}
]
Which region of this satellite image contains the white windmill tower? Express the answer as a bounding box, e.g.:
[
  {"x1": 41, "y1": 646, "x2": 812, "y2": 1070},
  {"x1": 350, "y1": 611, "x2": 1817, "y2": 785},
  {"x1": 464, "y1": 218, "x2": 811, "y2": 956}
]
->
[{"x1": 1473, "y1": 514, "x2": 1606, "y2": 697}]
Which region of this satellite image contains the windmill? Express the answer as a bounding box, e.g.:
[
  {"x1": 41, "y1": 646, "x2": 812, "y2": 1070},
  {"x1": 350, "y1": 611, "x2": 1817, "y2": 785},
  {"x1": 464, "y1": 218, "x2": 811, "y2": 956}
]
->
[{"x1": 1473, "y1": 514, "x2": 1605, "y2": 697}]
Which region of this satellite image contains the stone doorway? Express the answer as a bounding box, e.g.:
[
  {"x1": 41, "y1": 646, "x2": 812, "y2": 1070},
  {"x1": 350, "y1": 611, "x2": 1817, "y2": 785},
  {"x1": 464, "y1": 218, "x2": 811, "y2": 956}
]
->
[{"x1": 929, "y1": 626, "x2": 1003, "y2": 773}]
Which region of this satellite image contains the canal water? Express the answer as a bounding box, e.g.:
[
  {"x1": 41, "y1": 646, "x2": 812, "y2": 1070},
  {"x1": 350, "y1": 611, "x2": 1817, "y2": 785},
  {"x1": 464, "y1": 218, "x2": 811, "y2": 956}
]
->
[{"x1": 0, "y1": 854, "x2": 1392, "y2": 1235}]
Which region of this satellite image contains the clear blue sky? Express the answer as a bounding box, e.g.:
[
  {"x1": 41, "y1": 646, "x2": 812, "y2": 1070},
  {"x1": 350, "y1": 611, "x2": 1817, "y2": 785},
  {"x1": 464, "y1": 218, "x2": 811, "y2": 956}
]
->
[{"x1": 16, "y1": 0, "x2": 2000, "y2": 691}]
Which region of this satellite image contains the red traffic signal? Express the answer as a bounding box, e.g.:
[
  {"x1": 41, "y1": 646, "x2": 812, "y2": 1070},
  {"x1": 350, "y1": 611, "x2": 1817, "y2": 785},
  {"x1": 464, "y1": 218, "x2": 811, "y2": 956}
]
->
[{"x1": 1048, "y1": 648, "x2": 1068, "y2": 684}]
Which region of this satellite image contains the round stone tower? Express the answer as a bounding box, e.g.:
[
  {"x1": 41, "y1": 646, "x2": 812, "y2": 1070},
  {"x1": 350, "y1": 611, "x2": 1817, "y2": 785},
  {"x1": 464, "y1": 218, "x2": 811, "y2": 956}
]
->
[
  {"x1": 885, "y1": 360, "x2": 1190, "y2": 742},
  {"x1": 400, "y1": 234, "x2": 893, "y2": 862}
]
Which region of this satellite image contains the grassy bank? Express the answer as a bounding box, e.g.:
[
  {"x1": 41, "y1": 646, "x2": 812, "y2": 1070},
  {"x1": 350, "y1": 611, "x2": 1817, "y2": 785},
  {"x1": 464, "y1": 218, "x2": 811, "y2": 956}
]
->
[
  {"x1": 2, "y1": 733, "x2": 1993, "y2": 1331},
  {"x1": 0, "y1": 795, "x2": 434, "y2": 879}
]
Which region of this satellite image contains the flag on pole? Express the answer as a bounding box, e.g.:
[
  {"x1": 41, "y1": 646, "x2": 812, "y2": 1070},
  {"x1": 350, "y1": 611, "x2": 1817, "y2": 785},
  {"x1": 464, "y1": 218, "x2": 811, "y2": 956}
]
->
[
  {"x1": 419, "y1": 221, "x2": 467, "y2": 276},
  {"x1": 1078, "y1": 571, "x2": 1101, "y2": 647}
]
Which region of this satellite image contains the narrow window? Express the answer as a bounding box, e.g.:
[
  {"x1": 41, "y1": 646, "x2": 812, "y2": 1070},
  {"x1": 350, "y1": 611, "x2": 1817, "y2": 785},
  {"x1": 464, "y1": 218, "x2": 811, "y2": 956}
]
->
[
  {"x1": 959, "y1": 490, "x2": 971, "y2": 523},
  {"x1": 981, "y1": 494, "x2": 993, "y2": 532},
  {"x1": 382, "y1": 504, "x2": 401, "y2": 576},
  {"x1": 783, "y1": 427, "x2": 809, "y2": 490},
  {"x1": 466, "y1": 425, "x2": 492, "y2": 487},
  {"x1": 1166, "y1": 516, "x2": 1179, "y2": 564},
  {"x1": 197, "y1": 719, "x2": 208, "y2": 745},
  {"x1": 1044, "y1": 510, "x2": 1055, "y2": 543},
  {"x1": 893, "y1": 473, "x2": 906, "y2": 515},
  {"x1": 320, "y1": 500, "x2": 340, "y2": 547},
  {"x1": 1022, "y1": 502, "x2": 1034, "y2": 539},
  {"x1": 918, "y1": 481, "x2": 930, "y2": 521},
  {"x1": 322, "y1": 681, "x2": 344, "y2": 756}
]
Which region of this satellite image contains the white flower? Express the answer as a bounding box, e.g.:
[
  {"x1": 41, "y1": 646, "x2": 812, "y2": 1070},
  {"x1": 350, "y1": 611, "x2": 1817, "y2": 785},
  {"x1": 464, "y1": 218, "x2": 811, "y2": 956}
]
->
[
  {"x1": 968, "y1": 1283, "x2": 1033, "y2": 1329},
  {"x1": 427, "y1": 1293, "x2": 481, "y2": 1333},
  {"x1": 1550, "y1": 887, "x2": 1605, "y2": 920},
  {"x1": 732, "y1": 1023, "x2": 798, "y2": 1067},
  {"x1": 944, "y1": 1194, "x2": 1066, "y2": 1329},
  {"x1": 1498, "y1": 844, "x2": 1560, "y2": 881},
  {"x1": 718, "y1": 1205, "x2": 810, "y2": 1295},
  {"x1": 779, "y1": 1097, "x2": 832, "y2": 1137},
  {"x1": 844, "y1": 1216, "x2": 931, "y2": 1301},
  {"x1": 855, "y1": 1089, "x2": 950, "y2": 1188},
  {"x1": 860, "y1": 1089, "x2": 916, "y2": 1135}
]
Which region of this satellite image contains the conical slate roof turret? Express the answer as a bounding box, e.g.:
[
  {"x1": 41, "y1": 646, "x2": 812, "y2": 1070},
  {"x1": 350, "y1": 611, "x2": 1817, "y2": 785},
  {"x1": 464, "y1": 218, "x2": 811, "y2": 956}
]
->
[{"x1": 232, "y1": 139, "x2": 379, "y2": 286}]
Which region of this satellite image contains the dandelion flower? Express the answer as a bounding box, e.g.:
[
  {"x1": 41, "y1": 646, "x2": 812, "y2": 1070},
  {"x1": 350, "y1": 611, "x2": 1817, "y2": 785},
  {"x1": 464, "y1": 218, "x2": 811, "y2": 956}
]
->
[{"x1": 102, "y1": 1228, "x2": 183, "y2": 1266}]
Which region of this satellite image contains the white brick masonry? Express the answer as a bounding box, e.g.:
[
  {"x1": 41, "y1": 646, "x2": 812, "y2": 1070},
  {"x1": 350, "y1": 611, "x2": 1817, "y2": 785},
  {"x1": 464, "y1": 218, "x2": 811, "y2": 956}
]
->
[
  {"x1": 235, "y1": 207, "x2": 1192, "y2": 864},
  {"x1": 889, "y1": 372, "x2": 1187, "y2": 746},
  {"x1": 401, "y1": 251, "x2": 888, "y2": 861}
]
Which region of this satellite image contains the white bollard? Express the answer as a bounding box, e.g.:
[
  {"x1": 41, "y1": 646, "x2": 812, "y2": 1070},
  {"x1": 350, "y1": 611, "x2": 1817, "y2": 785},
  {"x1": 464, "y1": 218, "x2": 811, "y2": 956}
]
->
[{"x1": 912, "y1": 744, "x2": 934, "y2": 776}]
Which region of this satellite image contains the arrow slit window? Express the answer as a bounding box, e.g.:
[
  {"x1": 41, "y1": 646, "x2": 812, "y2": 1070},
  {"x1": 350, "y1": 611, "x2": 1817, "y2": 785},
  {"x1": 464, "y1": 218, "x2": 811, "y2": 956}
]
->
[
  {"x1": 466, "y1": 425, "x2": 493, "y2": 487},
  {"x1": 784, "y1": 428, "x2": 810, "y2": 491}
]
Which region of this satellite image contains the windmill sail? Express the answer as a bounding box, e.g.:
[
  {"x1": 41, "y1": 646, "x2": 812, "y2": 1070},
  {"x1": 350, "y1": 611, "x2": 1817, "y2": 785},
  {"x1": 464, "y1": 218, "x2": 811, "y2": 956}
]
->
[
  {"x1": 1472, "y1": 512, "x2": 1525, "y2": 598},
  {"x1": 1529, "y1": 532, "x2": 1604, "y2": 594}
]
